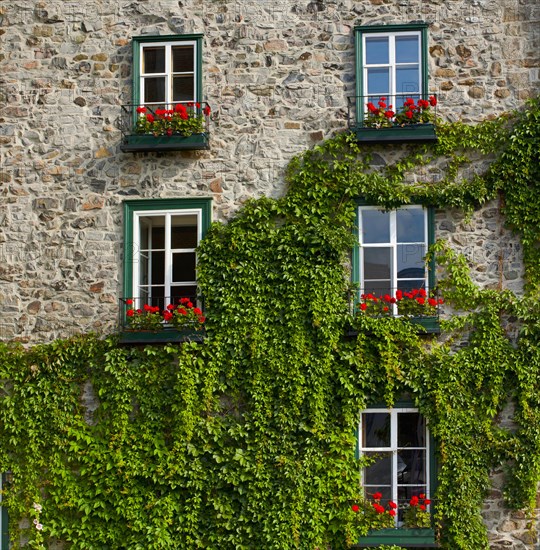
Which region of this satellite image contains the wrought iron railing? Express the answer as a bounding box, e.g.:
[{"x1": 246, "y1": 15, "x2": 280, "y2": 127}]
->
[
  {"x1": 119, "y1": 102, "x2": 211, "y2": 140},
  {"x1": 119, "y1": 296, "x2": 204, "y2": 332},
  {"x1": 356, "y1": 287, "x2": 442, "y2": 320},
  {"x1": 347, "y1": 94, "x2": 438, "y2": 130}
]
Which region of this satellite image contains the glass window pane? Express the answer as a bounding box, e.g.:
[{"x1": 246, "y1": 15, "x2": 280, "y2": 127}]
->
[
  {"x1": 397, "y1": 244, "x2": 425, "y2": 279},
  {"x1": 144, "y1": 77, "x2": 166, "y2": 103},
  {"x1": 171, "y1": 215, "x2": 198, "y2": 248},
  {"x1": 150, "y1": 251, "x2": 165, "y2": 285},
  {"x1": 172, "y1": 45, "x2": 194, "y2": 72},
  {"x1": 362, "y1": 210, "x2": 390, "y2": 243},
  {"x1": 139, "y1": 219, "x2": 150, "y2": 250},
  {"x1": 170, "y1": 286, "x2": 198, "y2": 305},
  {"x1": 367, "y1": 68, "x2": 390, "y2": 95},
  {"x1": 143, "y1": 46, "x2": 165, "y2": 73},
  {"x1": 397, "y1": 280, "x2": 426, "y2": 295},
  {"x1": 362, "y1": 413, "x2": 391, "y2": 447},
  {"x1": 172, "y1": 252, "x2": 196, "y2": 283},
  {"x1": 364, "y1": 486, "x2": 392, "y2": 504},
  {"x1": 151, "y1": 226, "x2": 165, "y2": 250},
  {"x1": 364, "y1": 451, "x2": 393, "y2": 485},
  {"x1": 397, "y1": 209, "x2": 425, "y2": 243},
  {"x1": 144, "y1": 290, "x2": 165, "y2": 309},
  {"x1": 173, "y1": 76, "x2": 195, "y2": 102},
  {"x1": 363, "y1": 282, "x2": 392, "y2": 297},
  {"x1": 398, "y1": 413, "x2": 426, "y2": 447},
  {"x1": 364, "y1": 248, "x2": 391, "y2": 280},
  {"x1": 365, "y1": 37, "x2": 389, "y2": 64},
  {"x1": 397, "y1": 450, "x2": 426, "y2": 484},
  {"x1": 139, "y1": 253, "x2": 149, "y2": 286},
  {"x1": 396, "y1": 67, "x2": 419, "y2": 94},
  {"x1": 395, "y1": 36, "x2": 419, "y2": 63}
]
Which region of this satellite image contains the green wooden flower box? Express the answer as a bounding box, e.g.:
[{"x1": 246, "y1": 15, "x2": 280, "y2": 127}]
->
[
  {"x1": 356, "y1": 527, "x2": 438, "y2": 547},
  {"x1": 120, "y1": 132, "x2": 209, "y2": 152},
  {"x1": 354, "y1": 123, "x2": 437, "y2": 144},
  {"x1": 118, "y1": 327, "x2": 205, "y2": 345}
]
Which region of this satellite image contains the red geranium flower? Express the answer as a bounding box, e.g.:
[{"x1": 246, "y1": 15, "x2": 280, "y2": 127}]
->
[
  {"x1": 360, "y1": 303, "x2": 368, "y2": 311},
  {"x1": 146, "y1": 113, "x2": 155, "y2": 123},
  {"x1": 389, "y1": 509, "x2": 396, "y2": 516},
  {"x1": 372, "y1": 492, "x2": 382, "y2": 500},
  {"x1": 126, "y1": 309, "x2": 134, "y2": 317},
  {"x1": 126, "y1": 298, "x2": 133, "y2": 305},
  {"x1": 429, "y1": 95, "x2": 437, "y2": 106},
  {"x1": 389, "y1": 501, "x2": 397, "y2": 509},
  {"x1": 203, "y1": 105, "x2": 211, "y2": 116},
  {"x1": 410, "y1": 496, "x2": 419, "y2": 506},
  {"x1": 351, "y1": 504, "x2": 360, "y2": 513},
  {"x1": 136, "y1": 106, "x2": 147, "y2": 114}
]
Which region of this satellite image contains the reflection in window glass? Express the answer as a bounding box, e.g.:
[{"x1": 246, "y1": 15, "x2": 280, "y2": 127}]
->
[
  {"x1": 362, "y1": 413, "x2": 391, "y2": 447},
  {"x1": 143, "y1": 47, "x2": 165, "y2": 73},
  {"x1": 365, "y1": 37, "x2": 389, "y2": 64},
  {"x1": 395, "y1": 36, "x2": 419, "y2": 63},
  {"x1": 362, "y1": 210, "x2": 390, "y2": 243}
]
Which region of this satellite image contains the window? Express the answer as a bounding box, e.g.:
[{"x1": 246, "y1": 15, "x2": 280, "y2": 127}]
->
[
  {"x1": 355, "y1": 24, "x2": 428, "y2": 117},
  {"x1": 355, "y1": 205, "x2": 434, "y2": 309},
  {"x1": 359, "y1": 408, "x2": 431, "y2": 522},
  {"x1": 123, "y1": 199, "x2": 212, "y2": 311},
  {"x1": 121, "y1": 35, "x2": 209, "y2": 152},
  {"x1": 133, "y1": 34, "x2": 203, "y2": 110},
  {"x1": 357, "y1": 407, "x2": 438, "y2": 548}
]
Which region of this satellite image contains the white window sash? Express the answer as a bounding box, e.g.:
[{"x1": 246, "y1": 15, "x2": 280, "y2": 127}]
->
[{"x1": 132, "y1": 208, "x2": 202, "y2": 301}]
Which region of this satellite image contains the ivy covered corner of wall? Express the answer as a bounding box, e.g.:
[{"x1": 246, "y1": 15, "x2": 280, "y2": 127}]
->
[{"x1": 0, "y1": 97, "x2": 539, "y2": 549}]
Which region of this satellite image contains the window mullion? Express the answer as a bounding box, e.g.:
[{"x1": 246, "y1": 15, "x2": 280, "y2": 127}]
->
[
  {"x1": 391, "y1": 410, "x2": 398, "y2": 507},
  {"x1": 164, "y1": 214, "x2": 172, "y2": 301},
  {"x1": 389, "y1": 34, "x2": 396, "y2": 100},
  {"x1": 132, "y1": 214, "x2": 141, "y2": 299},
  {"x1": 165, "y1": 44, "x2": 172, "y2": 107},
  {"x1": 390, "y1": 211, "x2": 398, "y2": 295}
]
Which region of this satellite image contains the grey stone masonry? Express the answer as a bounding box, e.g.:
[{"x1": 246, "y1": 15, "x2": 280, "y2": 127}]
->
[{"x1": 0, "y1": 1, "x2": 539, "y2": 547}]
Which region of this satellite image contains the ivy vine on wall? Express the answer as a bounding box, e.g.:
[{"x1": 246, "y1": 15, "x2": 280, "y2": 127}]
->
[{"x1": 0, "y1": 97, "x2": 539, "y2": 549}]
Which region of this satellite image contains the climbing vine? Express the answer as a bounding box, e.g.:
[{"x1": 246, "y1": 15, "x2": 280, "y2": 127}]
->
[{"x1": 0, "y1": 97, "x2": 539, "y2": 549}]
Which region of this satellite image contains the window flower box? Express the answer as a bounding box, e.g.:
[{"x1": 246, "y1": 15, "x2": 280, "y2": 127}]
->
[
  {"x1": 357, "y1": 527, "x2": 438, "y2": 547},
  {"x1": 348, "y1": 95, "x2": 438, "y2": 144},
  {"x1": 118, "y1": 297, "x2": 206, "y2": 345},
  {"x1": 119, "y1": 103, "x2": 211, "y2": 152}
]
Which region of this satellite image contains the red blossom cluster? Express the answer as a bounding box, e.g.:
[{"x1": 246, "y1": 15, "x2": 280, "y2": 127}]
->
[
  {"x1": 358, "y1": 289, "x2": 443, "y2": 316},
  {"x1": 134, "y1": 102, "x2": 211, "y2": 137},
  {"x1": 351, "y1": 491, "x2": 397, "y2": 517},
  {"x1": 124, "y1": 297, "x2": 205, "y2": 330},
  {"x1": 409, "y1": 493, "x2": 431, "y2": 511},
  {"x1": 365, "y1": 95, "x2": 437, "y2": 127}
]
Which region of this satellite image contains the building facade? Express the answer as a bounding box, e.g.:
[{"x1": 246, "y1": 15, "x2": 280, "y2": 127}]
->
[{"x1": 1, "y1": 0, "x2": 539, "y2": 548}]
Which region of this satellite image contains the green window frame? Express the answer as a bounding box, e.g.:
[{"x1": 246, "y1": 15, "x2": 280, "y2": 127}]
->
[
  {"x1": 1, "y1": 473, "x2": 8, "y2": 550},
  {"x1": 132, "y1": 34, "x2": 203, "y2": 110},
  {"x1": 122, "y1": 198, "x2": 212, "y2": 311},
  {"x1": 354, "y1": 23, "x2": 429, "y2": 126}
]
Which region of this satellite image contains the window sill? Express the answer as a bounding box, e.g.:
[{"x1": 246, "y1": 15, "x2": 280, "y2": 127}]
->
[
  {"x1": 352, "y1": 123, "x2": 437, "y2": 144},
  {"x1": 120, "y1": 133, "x2": 210, "y2": 152},
  {"x1": 356, "y1": 527, "x2": 438, "y2": 548},
  {"x1": 118, "y1": 327, "x2": 205, "y2": 345}
]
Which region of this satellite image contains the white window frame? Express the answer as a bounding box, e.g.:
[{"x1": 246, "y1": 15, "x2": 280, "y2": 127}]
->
[
  {"x1": 131, "y1": 208, "x2": 203, "y2": 305},
  {"x1": 362, "y1": 30, "x2": 423, "y2": 102},
  {"x1": 359, "y1": 407, "x2": 431, "y2": 527},
  {"x1": 357, "y1": 205, "x2": 429, "y2": 313},
  {"x1": 139, "y1": 40, "x2": 198, "y2": 108}
]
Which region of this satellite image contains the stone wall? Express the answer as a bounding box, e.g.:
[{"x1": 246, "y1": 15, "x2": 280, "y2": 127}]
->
[{"x1": 0, "y1": 1, "x2": 539, "y2": 547}]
